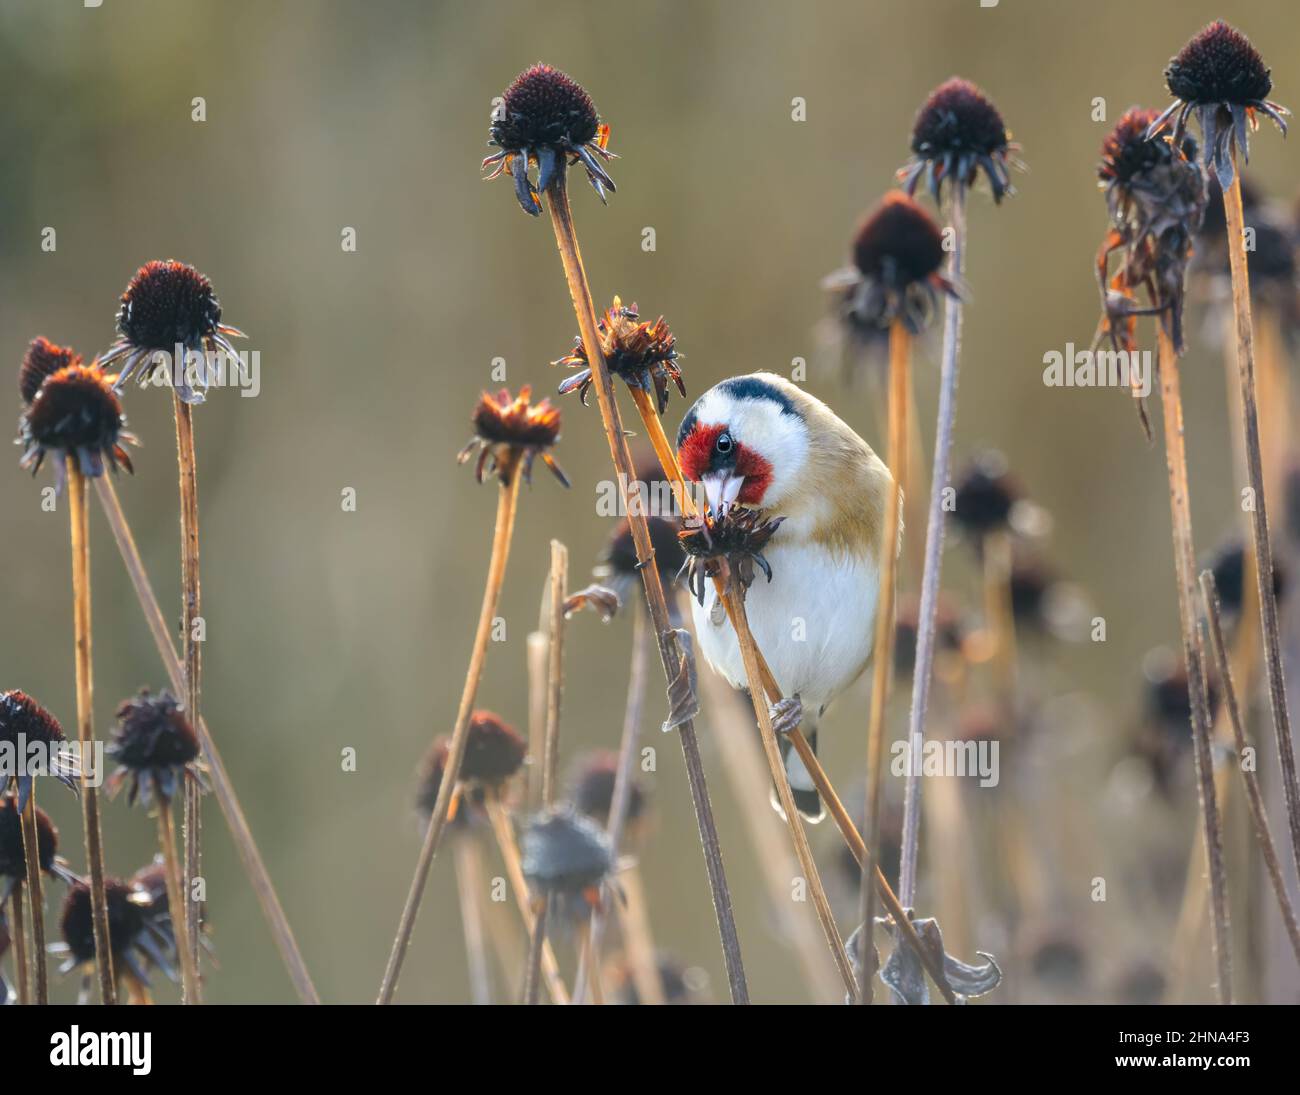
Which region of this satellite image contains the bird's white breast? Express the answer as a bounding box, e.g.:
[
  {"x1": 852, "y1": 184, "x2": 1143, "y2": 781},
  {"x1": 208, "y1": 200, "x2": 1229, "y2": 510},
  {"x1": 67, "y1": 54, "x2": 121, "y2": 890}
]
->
[{"x1": 691, "y1": 539, "x2": 880, "y2": 714}]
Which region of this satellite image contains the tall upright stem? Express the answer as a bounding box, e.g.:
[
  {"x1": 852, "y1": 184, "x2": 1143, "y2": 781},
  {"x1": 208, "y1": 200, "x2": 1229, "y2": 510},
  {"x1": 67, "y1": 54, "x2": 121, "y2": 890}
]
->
[
  {"x1": 67, "y1": 463, "x2": 116, "y2": 1006},
  {"x1": 857, "y1": 321, "x2": 909, "y2": 1002},
  {"x1": 545, "y1": 172, "x2": 748, "y2": 1004},
  {"x1": 541, "y1": 541, "x2": 567, "y2": 806},
  {"x1": 1156, "y1": 326, "x2": 1231, "y2": 1004},
  {"x1": 172, "y1": 393, "x2": 204, "y2": 1004},
  {"x1": 377, "y1": 470, "x2": 522, "y2": 1004},
  {"x1": 451, "y1": 836, "x2": 492, "y2": 1005},
  {"x1": 156, "y1": 800, "x2": 200, "y2": 1003},
  {"x1": 92, "y1": 475, "x2": 320, "y2": 1004},
  {"x1": 1223, "y1": 163, "x2": 1300, "y2": 882},
  {"x1": 899, "y1": 186, "x2": 967, "y2": 907},
  {"x1": 18, "y1": 799, "x2": 45, "y2": 1004}
]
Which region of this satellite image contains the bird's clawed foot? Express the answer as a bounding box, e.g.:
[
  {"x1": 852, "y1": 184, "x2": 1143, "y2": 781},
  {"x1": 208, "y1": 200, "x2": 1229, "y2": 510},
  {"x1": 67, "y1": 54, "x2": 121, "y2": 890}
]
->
[{"x1": 768, "y1": 694, "x2": 803, "y2": 736}]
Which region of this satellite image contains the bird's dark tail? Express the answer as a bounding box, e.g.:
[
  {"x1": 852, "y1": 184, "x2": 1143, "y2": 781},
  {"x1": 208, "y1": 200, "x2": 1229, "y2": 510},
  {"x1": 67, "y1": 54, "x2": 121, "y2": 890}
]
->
[{"x1": 771, "y1": 728, "x2": 825, "y2": 824}]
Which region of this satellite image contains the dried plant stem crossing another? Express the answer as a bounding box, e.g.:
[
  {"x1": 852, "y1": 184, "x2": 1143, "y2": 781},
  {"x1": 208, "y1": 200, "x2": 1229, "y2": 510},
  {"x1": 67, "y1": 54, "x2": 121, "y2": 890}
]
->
[
  {"x1": 92, "y1": 475, "x2": 321, "y2": 1005},
  {"x1": 18, "y1": 800, "x2": 45, "y2": 1003}
]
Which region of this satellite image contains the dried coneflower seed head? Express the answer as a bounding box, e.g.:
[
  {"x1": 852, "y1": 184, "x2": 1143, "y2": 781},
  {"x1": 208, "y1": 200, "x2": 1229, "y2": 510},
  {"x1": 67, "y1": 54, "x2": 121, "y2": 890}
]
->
[
  {"x1": 116, "y1": 260, "x2": 222, "y2": 351},
  {"x1": 1208, "y1": 538, "x2": 1286, "y2": 618},
  {"x1": 18, "y1": 363, "x2": 136, "y2": 482},
  {"x1": 900, "y1": 77, "x2": 1016, "y2": 202},
  {"x1": 0, "y1": 795, "x2": 58, "y2": 878},
  {"x1": 1148, "y1": 22, "x2": 1289, "y2": 190},
  {"x1": 460, "y1": 711, "x2": 527, "y2": 786},
  {"x1": 458, "y1": 385, "x2": 570, "y2": 487},
  {"x1": 60, "y1": 878, "x2": 143, "y2": 965},
  {"x1": 106, "y1": 689, "x2": 201, "y2": 807},
  {"x1": 555, "y1": 297, "x2": 685, "y2": 414},
  {"x1": 1099, "y1": 107, "x2": 1188, "y2": 186},
  {"x1": 483, "y1": 64, "x2": 616, "y2": 213},
  {"x1": 19, "y1": 337, "x2": 79, "y2": 405},
  {"x1": 522, "y1": 804, "x2": 614, "y2": 899},
  {"x1": 829, "y1": 193, "x2": 958, "y2": 335},
  {"x1": 0, "y1": 691, "x2": 77, "y2": 800},
  {"x1": 493, "y1": 64, "x2": 599, "y2": 154},
  {"x1": 677, "y1": 506, "x2": 785, "y2": 605},
  {"x1": 952, "y1": 452, "x2": 1021, "y2": 536},
  {"x1": 572, "y1": 750, "x2": 647, "y2": 828},
  {"x1": 1165, "y1": 21, "x2": 1273, "y2": 107},
  {"x1": 894, "y1": 593, "x2": 965, "y2": 677}
]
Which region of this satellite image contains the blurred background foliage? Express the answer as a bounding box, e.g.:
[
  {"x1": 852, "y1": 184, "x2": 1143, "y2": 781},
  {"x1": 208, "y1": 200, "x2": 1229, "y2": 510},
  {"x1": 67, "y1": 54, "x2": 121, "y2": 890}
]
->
[{"x1": 1, "y1": 0, "x2": 1299, "y2": 1003}]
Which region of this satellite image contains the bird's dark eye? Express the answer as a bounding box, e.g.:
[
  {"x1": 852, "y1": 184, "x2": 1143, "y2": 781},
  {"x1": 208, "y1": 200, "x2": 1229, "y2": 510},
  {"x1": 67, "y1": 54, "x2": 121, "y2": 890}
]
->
[{"x1": 715, "y1": 432, "x2": 733, "y2": 455}]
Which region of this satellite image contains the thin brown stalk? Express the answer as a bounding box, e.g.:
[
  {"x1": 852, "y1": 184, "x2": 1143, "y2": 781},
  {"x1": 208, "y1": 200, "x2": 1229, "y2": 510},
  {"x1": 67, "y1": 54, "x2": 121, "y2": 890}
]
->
[
  {"x1": 67, "y1": 463, "x2": 116, "y2": 1006},
  {"x1": 900, "y1": 185, "x2": 968, "y2": 909},
  {"x1": 542, "y1": 541, "x2": 568, "y2": 806},
  {"x1": 545, "y1": 172, "x2": 748, "y2": 1003},
  {"x1": 171, "y1": 392, "x2": 204, "y2": 1004},
  {"x1": 92, "y1": 475, "x2": 320, "y2": 1004},
  {"x1": 576, "y1": 919, "x2": 604, "y2": 1004},
  {"x1": 1156, "y1": 325, "x2": 1231, "y2": 1004},
  {"x1": 483, "y1": 793, "x2": 570, "y2": 1003},
  {"x1": 451, "y1": 835, "x2": 492, "y2": 1005},
  {"x1": 378, "y1": 467, "x2": 523, "y2": 1004},
  {"x1": 19, "y1": 799, "x2": 47, "y2": 1003},
  {"x1": 1222, "y1": 163, "x2": 1300, "y2": 883},
  {"x1": 523, "y1": 896, "x2": 550, "y2": 1005},
  {"x1": 156, "y1": 798, "x2": 200, "y2": 1002},
  {"x1": 525, "y1": 632, "x2": 548, "y2": 810},
  {"x1": 573, "y1": 600, "x2": 653, "y2": 1004},
  {"x1": 723, "y1": 588, "x2": 856, "y2": 998},
  {"x1": 857, "y1": 320, "x2": 909, "y2": 1004},
  {"x1": 1199, "y1": 571, "x2": 1300, "y2": 966},
  {"x1": 10, "y1": 885, "x2": 29, "y2": 1004}
]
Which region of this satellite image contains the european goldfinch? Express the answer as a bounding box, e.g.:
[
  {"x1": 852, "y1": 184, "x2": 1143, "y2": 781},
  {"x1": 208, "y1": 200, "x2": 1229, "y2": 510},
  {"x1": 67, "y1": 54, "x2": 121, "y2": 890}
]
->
[{"x1": 677, "y1": 372, "x2": 897, "y2": 822}]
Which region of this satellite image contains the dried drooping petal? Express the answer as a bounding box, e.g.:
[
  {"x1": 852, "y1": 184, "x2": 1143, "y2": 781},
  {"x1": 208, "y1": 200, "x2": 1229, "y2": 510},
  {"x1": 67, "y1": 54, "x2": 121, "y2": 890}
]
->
[{"x1": 877, "y1": 912, "x2": 1001, "y2": 1005}]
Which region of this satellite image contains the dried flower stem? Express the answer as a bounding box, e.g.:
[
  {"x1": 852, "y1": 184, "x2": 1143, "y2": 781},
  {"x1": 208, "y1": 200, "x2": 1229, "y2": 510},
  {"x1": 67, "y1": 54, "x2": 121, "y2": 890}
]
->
[
  {"x1": 92, "y1": 475, "x2": 319, "y2": 1004},
  {"x1": 1156, "y1": 325, "x2": 1231, "y2": 1004},
  {"x1": 67, "y1": 463, "x2": 116, "y2": 1006},
  {"x1": 573, "y1": 601, "x2": 654, "y2": 1004},
  {"x1": 857, "y1": 321, "x2": 909, "y2": 1004},
  {"x1": 19, "y1": 798, "x2": 46, "y2": 1003},
  {"x1": 156, "y1": 798, "x2": 200, "y2": 1003},
  {"x1": 378, "y1": 468, "x2": 523, "y2": 1004},
  {"x1": 451, "y1": 836, "x2": 492, "y2": 1005},
  {"x1": 10, "y1": 884, "x2": 29, "y2": 1004},
  {"x1": 1199, "y1": 571, "x2": 1300, "y2": 965},
  {"x1": 483, "y1": 793, "x2": 570, "y2": 1003},
  {"x1": 900, "y1": 185, "x2": 967, "y2": 909},
  {"x1": 522, "y1": 897, "x2": 550, "y2": 1005},
  {"x1": 723, "y1": 588, "x2": 856, "y2": 997},
  {"x1": 545, "y1": 172, "x2": 748, "y2": 1004},
  {"x1": 526, "y1": 632, "x2": 548, "y2": 810},
  {"x1": 611, "y1": 863, "x2": 660, "y2": 1005},
  {"x1": 171, "y1": 393, "x2": 204, "y2": 1004},
  {"x1": 542, "y1": 541, "x2": 568, "y2": 805},
  {"x1": 1222, "y1": 161, "x2": 1300, "y2": 883}
]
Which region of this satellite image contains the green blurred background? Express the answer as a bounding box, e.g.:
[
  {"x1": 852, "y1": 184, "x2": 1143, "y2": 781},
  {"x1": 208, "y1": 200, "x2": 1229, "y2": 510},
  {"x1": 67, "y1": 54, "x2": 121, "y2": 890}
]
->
[{"x1": 2, "y1": 0, "x2": 1299, "y2": 1004}]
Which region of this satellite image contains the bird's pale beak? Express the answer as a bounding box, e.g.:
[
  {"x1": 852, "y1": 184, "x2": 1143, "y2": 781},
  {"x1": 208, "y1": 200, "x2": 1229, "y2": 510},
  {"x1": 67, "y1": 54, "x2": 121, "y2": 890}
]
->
[{"x1": 702, "y1": 472, "x2": 744, "y2": 516}]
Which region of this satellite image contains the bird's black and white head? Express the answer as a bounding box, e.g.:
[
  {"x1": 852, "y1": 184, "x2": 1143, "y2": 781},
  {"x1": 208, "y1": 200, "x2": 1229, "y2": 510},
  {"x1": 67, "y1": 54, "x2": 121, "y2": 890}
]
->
[{"x1": 677, "y1": 374, "x2": 809, "y2": 515}]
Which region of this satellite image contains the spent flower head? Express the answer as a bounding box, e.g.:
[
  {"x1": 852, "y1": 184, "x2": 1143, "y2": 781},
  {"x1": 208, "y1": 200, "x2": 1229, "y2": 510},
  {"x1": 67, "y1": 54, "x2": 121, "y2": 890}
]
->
[
  {"x1": 100, "y1": 260, "x2": 246, "y2": 405},
  {"x1": 105, "y1": 689, "x2": 203, "y2": 808},
  {"x1": 0, "y1": 794, "x2": 61, "y2": 895},
  {"x1": 458, "y1": 385, "x2": 570, "y2": 487},
  {"x1": 522, "y1": 803, "x2": 614, "y2": 909},
  {"x1": 0, "y1": 690, "x2": 80, "y2": 809},
  {"x1": 17, "y1": 358, "x2": 137, "y2": 487},
  {"x1": 554, "y1": 297, "x2": 684, "y2": 414},
  {"x1": 19, "y1": 337, "x2": 79, "y2": 405},
  {"x1": 1147, "y1": 21, "x2": 1289, "y2": 190},
  {"x1": 483, "y1": 63, "x2": 616, "y2": 215},
  {"x1": 899, "y1": 77, "x2": 1020, "y2": 204},
  {"x1": 55, "y1": 876, "x2": 177, "y2": 990},
  {"x1": 677, "y1": 506, "x2": 785, "y2": 606},
  {"x1": 824, "y1": 192, "x2": 959, "y2": 335}
]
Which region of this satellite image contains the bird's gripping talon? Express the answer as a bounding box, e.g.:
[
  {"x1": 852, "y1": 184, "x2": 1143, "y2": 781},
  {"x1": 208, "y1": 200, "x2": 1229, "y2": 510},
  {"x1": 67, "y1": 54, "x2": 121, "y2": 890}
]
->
[{"x1": 768, "y1": 694, "x2": 803, "y2": 736}]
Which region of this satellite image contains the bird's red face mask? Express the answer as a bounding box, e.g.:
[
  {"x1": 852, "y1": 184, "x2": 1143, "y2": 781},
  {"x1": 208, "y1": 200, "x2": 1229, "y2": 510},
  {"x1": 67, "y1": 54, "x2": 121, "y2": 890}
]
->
[{"x1": 677, "y1": 421, "x2": 774, "y2": 514}]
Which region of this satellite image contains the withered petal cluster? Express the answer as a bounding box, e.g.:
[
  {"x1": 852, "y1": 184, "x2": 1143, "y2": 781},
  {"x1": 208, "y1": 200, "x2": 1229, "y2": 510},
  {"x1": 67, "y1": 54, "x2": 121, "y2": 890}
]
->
[
  {"x1": 57, "y1": 874, "x2": 177, "y2": 986},
  {"x1": 1147, "y1": 21, "x2": 1289, "y2": 191},
  {"x1": 898, "y1": 78, "x2": 1020, "y2": 204},
  {"x1": 483, "y1": 63, "x2": 617, "y2": 215},
  {"x1": 1096, "y1": 107, "x2": 1207, "y2": 359},
  {"x1": 100, "y1": 259, "x2": 246, "y2": 405},
  {"x1": 825, "y1": 192, "x2": 960, "y2": 336},
  {"x1": 554, "y1": 296, "x2": 685, "y2": 415},
  {"x1": 457, "y1": 385, "x2": 570, "y2": 487},
  {"x1": 105, "y1": 689, "x2": 203, "y2": 808},
  {"x1": 676, "y1": 506, "x2": 785, "y2": 605}
]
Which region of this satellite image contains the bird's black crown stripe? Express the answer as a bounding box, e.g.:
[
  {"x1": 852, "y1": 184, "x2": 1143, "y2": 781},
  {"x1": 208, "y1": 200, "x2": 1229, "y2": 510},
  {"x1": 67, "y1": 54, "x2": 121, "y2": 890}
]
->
[{"x1": 676, "y1": 376, "x2": 799, "y2": 448}]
